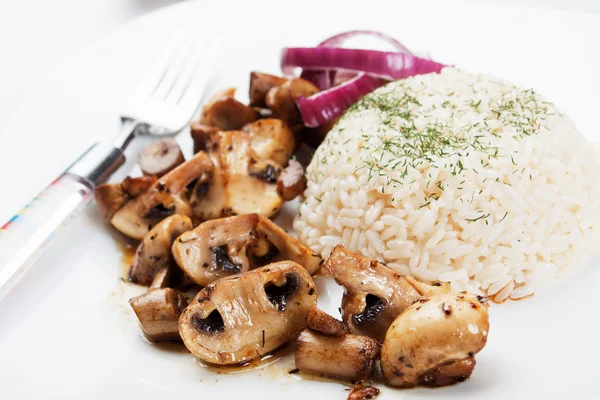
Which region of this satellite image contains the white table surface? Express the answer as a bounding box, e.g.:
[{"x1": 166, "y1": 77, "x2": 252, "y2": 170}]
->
[{"x1": 0, "y1": 0, "x2": 599, "y2": 223}]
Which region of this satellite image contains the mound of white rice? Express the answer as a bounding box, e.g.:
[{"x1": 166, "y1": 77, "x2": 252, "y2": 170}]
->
[{"x1": 294, "y1": 68, "x2": 600, "y2": 302}]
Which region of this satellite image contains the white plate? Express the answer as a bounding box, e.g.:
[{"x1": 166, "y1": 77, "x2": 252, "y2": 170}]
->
[{"x1": 1, "y1": 1, "x2": 600, "y2": 399}]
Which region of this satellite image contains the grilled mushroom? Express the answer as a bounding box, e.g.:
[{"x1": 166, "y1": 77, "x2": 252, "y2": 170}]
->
[
  {"x1": 149, "y1": 267, "x2": 170, "y2": 289},
  {"x1": 249, "y1": 72, "x2": 287, "y2": 107},
  {"x1": 277, "y1": 159, "x2": 306, "y2": 201},
  {"x1": 324, "y1": 245, "x2": 444, "y2": 342},
  {"x1": 306, "y1": 306, "x2": 347, "y2": 337},
  {"x1": 347, "y1": 384, "x2": 380, "y2": 400},
  {"x1": 200, "y1": 87, "x2": 257, "y2": 130},
  {"x1": 265, "y1": 78, "x2": 319, "y2": 127},
  {"x1": 129, "y1": 288, "x2": 188, "y2": 341},
  {"x1": 172, "y1": 214, "x2": 260, "y2": 286},
  {"x1": 295, "y1": 330, "x2": 380, "y2": 381},
  {"x1": 190, "y1": 121, "x2": 219, "y2": 154},
  {"x1": 129, "y1": 214, "x2": 193, "y2": 286},
  {"x1": 139, "y1": 137, "x2": 185, "y2": 177},
  {"x1": 380, "y1": 293, "x2": 490, "y2": 388},
  {"x1": 95, "y1": 175, "x2": 156, "y2": 220},
  {"x1": 404, "y1": 276, "x2": 450, "y2": 297},
  {"x1": 192, "y1": 128, "x2": 287, "y2": 219},
  {"x1": 254, "y1": 216, "x2": 321, "y2": 274},
  {"x1": 110, "y1": 151, "x2": 214, "y2": 239},
  {"x1": 179, "y1": 261, "x2": 317, "y2": 365},
  {"x1": 243, "y1": 119, "x2": 295, "y2": 167}
]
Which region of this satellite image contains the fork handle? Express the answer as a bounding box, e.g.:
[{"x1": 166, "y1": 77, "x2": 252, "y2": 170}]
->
[{"x1": 0, "y1": 142, "x2": 126, "y2": 300}]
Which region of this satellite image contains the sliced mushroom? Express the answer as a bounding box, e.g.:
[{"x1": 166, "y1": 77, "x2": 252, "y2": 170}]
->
[
  {"x1": 129, "y1": 214, "x2": 193, "y2": 286},
  {"x1": 190, "y1": 121, "x2": 219, "y2": 154},
  {"x1": 200, "y1": 87, "x2": 257, "y2": 130},
  {"x1": 324, "y1": 245, "x2": 425, "y2": 342},
  {"x1": 295, "y1": 330, "x2": 380, "y2": 381},
  {"x1": 129, "y1": 288, "x2": 188, "y2": 341},
  {"x1": 277, "y1": 159, "x2": 306, "y2": 201},
  {"x1": 254, "y1": 216, "x2": 321, "y2": 275},
  {"x1": 179, "y1": 261, "x2": 317, "y2": 365},
  {"x1": 243, "y1": 119, "x2": 296, "y2": 166},
  {"x1": 347, "y1": 384, "x2": 380, "y2": 400},
  {"x1": 248, "y1": 159, "x2": 281, "y2": 183},
  {"x1": 265, "y1": 78, "x2": 319, "y2": 127},
  {"x1": 95, "y1": 176, "x2": 156, "y2": 220},
  {"x1": 194, "y1": 129, "x2": 284, "y2": 218},
  {"x1": 380, "y1": 293, "x2": 490, "y2": 388},
  {"x1": 249, "y1": 72, "x2": 287, "y2": 107},
  {"x1": 150, "y1": 267, "x2": 171, "y2": 289},
  {"x1": 306, "y1": 306, "x2": 347, "y2": 337},
  {"x1": 111, "y1": 151, "x2": 214, "y2": 239},
  {"x1": 404, "y1": 276, "x2": 450, "y2": 297},
  {"x1": 95, "y1": 184, "x2": 128, "y2": 221},
  {"x1": 121, "y1": 175, "x2": 157, "y2": 197},
  {"x1": 172, "y1": 214, "x2": 260, "y2": 286},
  {"x1": 139, "y1": 137, "x2": 185, "y2": 177}
]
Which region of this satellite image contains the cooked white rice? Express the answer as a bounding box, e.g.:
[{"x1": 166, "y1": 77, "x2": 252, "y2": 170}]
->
[{"x1": 294, "y1": 68, "x2": 600, "y2": 302}]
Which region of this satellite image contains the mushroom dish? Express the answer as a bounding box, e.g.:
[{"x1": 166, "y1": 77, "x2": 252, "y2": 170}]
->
[{"x1": 95, "y1": 46, "x2": 492, "y2": 399}]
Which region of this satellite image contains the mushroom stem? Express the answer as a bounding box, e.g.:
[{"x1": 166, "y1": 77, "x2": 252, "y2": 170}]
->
[
  {"x1": 129, "y1": 288, "x2": 188, "y2": 341},
  {"x1": 295, "y1": 330, "x2": 380, "y2": 381}
]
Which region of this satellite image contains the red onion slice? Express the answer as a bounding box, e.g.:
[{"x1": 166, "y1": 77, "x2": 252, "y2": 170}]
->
[
  {"x1": 296, "y1": 74, "x2": 385, "y2": 128},
  {"x1": 300, "y1": 30, "x2": 412, "y2": 90},
  {"x1": 282, "y1": 47, "x2": 446, "y2": 81},
  {"x1": 318, "y1": 30, "x2": 413, "y2": 54}
]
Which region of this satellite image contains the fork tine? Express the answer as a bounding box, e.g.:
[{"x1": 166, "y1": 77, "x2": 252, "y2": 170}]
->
[
  {"x1": 177, "y1": 38, "x2": 220, "y2": 109},
  {"x1": 131, "y1": 30, "x2": 185, "y2": 98},
  {"x1": 165, "y1": 36, "x2": 208, "y2": 104},
  {"x1": 153, "y1": 35, "x2": 194, "y2": 100}
]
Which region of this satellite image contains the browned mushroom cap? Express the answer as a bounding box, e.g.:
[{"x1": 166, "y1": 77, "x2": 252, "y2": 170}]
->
[
  {"x1": 200, "y1": 88, "x2": 257, "y2": 130},
  {"x1": 95, "y1": 176, "x2": 157, "y2": 220},
  {"x1": 253, "y1": 216, "x2": 321, "y2": 275},
  {"x1": 129, "y1": 214, "x2": 193, "y2": 286},
  {"x1": 323, "y1": 245, "x2": 424, "y2": 342},
  {"x1": 179, "y1": 261, "x2": 317, "y2": 365},
  {"x1": 265, "y1": 78, "x2": 319, "y2": 126},
  {"x1": 139, "y1": 137, "x2": 185, "y2": 178},
  {"x1": 121, "y1": 175, "x2": 157, "y2": 197},
  {"x1": 95, "y1": 184, "x2": 128, "y2": 221},
  {"x1": 243, "y1": 118, "x2": 296, "y2": 167},
  {"x1": 111, "y1": 151, "x2": 214, "y2": 239},
  {"x1": 129, "y1": 288, "x2": 188, "y2": 341},
  {"x1": 306, "y1": 306, "x2": 347, "y2": 337},
  {"x1": 249, "y1": 72, "x2": 287, "y2": 108},
  {"x1": 172, "y1": 214, "x2": 260, "y2": 286},
  {"x1": 381, "y1": 293, "x2": 490, "y2": 388},
  {"x1": 277, "y1": 159, "x2": 306, "y2": 201},
  {"x1": 295, "y1": 330, "x2": 380, "y2": 381},
  {"x1": 190, "y1": 121, "x2": 219, "y2": 154}
]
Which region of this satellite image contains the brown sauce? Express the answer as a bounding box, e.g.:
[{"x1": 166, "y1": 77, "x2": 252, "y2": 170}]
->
[
  {"x1": 196, "y1": 343, "x2": 294, "y2": 374},
  {"x1": 117, "y1": 241, "x2": 137, "y2": 281}
]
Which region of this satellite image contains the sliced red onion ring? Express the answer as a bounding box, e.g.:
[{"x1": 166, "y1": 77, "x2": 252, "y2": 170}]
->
[
  {"x1": 296, "y1": 74, "x2": 385, "y2": 128},
  {"x1": 301, "y1": 30, "x2": 412, "y2": 90},
  {"x1": 282, "y1": 47, "x2": 445, "y2": 81},
  {"x1": 318, "y1": 30, "x2": 412, "y2": 54}
]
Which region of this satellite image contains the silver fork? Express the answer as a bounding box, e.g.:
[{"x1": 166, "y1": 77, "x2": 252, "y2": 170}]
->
[{"x1": 0, "y1": 32, "x2": 219, "y2": 299}]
